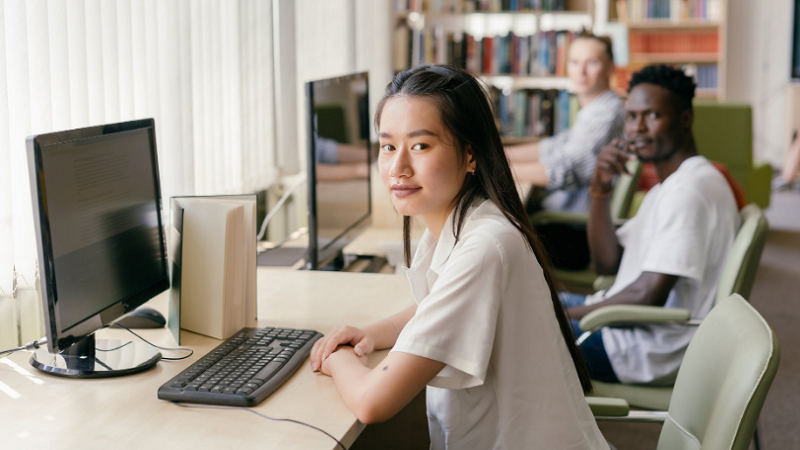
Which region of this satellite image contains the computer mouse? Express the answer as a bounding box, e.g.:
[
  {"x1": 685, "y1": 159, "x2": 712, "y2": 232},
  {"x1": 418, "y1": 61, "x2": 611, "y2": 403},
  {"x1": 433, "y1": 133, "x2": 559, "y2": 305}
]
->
[{"x1": 115, "y1": 307, "x2": 167, "y2": 329}]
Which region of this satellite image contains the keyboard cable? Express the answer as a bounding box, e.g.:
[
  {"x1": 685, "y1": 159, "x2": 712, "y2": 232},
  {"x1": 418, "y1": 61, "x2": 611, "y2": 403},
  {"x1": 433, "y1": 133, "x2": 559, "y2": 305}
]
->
[
  {"x1": 114, "y1": 324, "x2": 346, "y2": 448},
  {"x1": 1, "y1": 328, "x2": 344, "y2": 448},
  {"x1": 172, "y1": 402, "x2": 347, "y2": 450}
]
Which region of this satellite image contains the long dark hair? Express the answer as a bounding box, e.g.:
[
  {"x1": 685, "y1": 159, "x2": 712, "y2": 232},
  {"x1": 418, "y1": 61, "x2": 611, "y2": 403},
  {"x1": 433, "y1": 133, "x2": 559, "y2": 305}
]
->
[{"x1": 374, "y1": 65, "x2": 592, "y2": 394}]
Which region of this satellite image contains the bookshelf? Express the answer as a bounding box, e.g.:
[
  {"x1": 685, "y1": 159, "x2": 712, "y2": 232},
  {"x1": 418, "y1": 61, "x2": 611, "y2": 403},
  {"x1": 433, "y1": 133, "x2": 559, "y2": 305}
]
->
[
  {"x1": 392, "y1": 0, "x2": 593, "y2": 139},
  {"x1": 607, "y1": 0, "x2": 726, "y2": 100}
]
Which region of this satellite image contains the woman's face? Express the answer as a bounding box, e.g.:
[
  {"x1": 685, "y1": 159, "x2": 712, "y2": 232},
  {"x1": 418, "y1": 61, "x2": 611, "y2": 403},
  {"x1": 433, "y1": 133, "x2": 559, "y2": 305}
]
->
[{"x1": 377, "y1": 96, "x2": 474, "y2": 231}]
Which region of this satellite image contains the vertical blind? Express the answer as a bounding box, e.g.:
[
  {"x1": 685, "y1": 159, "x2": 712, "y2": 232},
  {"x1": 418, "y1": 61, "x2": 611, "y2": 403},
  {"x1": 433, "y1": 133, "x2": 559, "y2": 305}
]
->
[{"x1": 0, "y1": 0, "x2": 276, "y2": 348}]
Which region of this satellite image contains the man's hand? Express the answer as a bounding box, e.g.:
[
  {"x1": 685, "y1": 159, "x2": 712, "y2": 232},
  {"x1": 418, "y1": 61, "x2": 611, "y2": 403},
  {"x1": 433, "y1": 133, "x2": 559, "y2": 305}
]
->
[{"x1": 591, "y1": 138, "x2": 635, "y2": 194}]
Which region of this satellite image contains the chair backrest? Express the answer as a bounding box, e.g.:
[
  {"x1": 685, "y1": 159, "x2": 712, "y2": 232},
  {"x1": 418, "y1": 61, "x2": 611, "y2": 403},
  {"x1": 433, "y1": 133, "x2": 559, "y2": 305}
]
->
[
  {"x1": 610, "y1": 159, "x2": 643, "y2": 220},
  {"x1": 657, "y1": 294, "x2": 780, "y2": 450},
  {"x1": 714, "y1": 204, "x2": 769, "y2": 306},
  {"x1": 693, "y1": 102, "x2": 754, "y2": 179}
]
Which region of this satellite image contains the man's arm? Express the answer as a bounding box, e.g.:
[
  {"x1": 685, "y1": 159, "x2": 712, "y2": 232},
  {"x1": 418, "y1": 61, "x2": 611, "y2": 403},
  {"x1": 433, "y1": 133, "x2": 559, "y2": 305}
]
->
[
  {"x1": 509, "y1": 161, "x2": 548, "y2": 186},
  {"x1": 567, "y1": 271, "x2": 679, "y2": 321},
  {"x1": 587, "y1": 139, "x2": 632, "y2": 274},
  {"x1": 505, "y1": 141, "x2": 540, "y2": 164}
]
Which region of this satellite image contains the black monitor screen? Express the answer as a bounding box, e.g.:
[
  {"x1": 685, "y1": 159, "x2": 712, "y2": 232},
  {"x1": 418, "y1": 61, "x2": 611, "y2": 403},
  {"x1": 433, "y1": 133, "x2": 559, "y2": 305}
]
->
[
  {"x1": 29, "y1": 119, "x2": 169, "y2": 349},
  {"x1": 794, "y1": 0, "x2": 800, "y2": 78},
  {"x1": 306, "y1": 72, "x2": 371, "y2": 269}
]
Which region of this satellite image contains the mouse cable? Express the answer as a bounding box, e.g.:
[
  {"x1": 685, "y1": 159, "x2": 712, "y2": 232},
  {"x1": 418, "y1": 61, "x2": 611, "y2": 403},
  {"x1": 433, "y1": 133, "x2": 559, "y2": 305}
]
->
[
  {"x1": 110, "y1": 323, "x2": 194, "y2": 361},
  {"x1": 172, "y1": 402, "x2": 347, "y2": 450},
  {"x1": 0, "y1": 338, "x2": 47, "y2": 358}
]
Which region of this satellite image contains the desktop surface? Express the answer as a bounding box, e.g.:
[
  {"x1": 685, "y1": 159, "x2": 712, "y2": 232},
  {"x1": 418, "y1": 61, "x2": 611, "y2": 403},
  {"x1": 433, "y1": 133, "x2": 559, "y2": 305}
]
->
[{"x1": 0, "y1": 269, "x2": 414, "y2": 450}]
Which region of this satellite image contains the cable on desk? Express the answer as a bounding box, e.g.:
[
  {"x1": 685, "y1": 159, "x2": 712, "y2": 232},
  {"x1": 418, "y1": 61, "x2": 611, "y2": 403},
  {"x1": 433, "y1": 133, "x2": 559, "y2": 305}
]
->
[
  {"x1": 172, "y1": 402, "x2": 347, "y2": 450},
  {"x1": 96, "y1": 341, "x2": 133, "y2": 352},
  {"x1": 0, "y1": 338, "x2": 47, "y2": 358},
  {"x1": 110, "y1": 323, "x2": 194, "y2": 361}
]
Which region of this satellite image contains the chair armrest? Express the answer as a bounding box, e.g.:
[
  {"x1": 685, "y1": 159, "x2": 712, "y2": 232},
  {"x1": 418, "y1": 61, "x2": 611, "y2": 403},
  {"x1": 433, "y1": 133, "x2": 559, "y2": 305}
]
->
[
  {"x1": 593, "y1": 275, "x2": 616, "y2": 292},
  {"x1": 530, "y1": 211, "x2": 628, "y2": 227},
  {"x1": 530, "y1": 211, "x2": 589, "y2": 226},
  {"x1": 587, "y1": 396, "x2": 630, "y2": 417},
  {"x1": 579, "y1": 305, "x2": 692, "y2": 332}
]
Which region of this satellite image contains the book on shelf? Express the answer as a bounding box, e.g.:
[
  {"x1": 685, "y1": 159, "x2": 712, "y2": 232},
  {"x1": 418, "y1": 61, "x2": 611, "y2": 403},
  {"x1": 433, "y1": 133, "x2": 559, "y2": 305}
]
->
[
  {"x1": 393, "y1": 21, "x2": 412, "y2": 72},
  {"x1": 619, "y1": 0, "x2": 720, "y2": 22},
  {"x1": 629, "y1": 30, "x2": 718, "y2": 55},
  {"x1": 682, "y1": 63, "x2": 718, "y2": 89},
  {"x1": 492, "y1": 87, "x2": 577, "y2": 139},
  {"x1": 168, "y1": 195, "x2": 257, "y2": 342},
  {"x1": 404, "y1": 27, "x2": 576, "y2": 77},
  {"x1": 394, "y1": 0, "x2": 570, "y2": 13}
]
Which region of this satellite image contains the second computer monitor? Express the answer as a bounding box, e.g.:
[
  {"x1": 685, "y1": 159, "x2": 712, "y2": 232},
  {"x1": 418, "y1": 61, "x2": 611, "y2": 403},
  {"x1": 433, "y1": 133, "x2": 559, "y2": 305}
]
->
[{"x1": 305, "y1": 72, "x2": 371, "y2": 270}]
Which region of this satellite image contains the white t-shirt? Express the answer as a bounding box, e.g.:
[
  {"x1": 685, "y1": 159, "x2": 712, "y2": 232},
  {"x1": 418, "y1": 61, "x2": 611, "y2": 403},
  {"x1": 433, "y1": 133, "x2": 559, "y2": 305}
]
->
[
  {"x1": 588, "y1": 155, "x2": 739, "y2": 384},
  {"x1": 391, "y1": 200, "x2": 608, "y2": 450}
]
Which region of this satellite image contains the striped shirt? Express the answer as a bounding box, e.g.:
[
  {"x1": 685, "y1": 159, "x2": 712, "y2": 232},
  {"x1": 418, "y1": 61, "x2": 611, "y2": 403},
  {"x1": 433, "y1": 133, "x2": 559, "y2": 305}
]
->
[{"x1": 538, "y1": 89, "x2": 625, "y2": 212}]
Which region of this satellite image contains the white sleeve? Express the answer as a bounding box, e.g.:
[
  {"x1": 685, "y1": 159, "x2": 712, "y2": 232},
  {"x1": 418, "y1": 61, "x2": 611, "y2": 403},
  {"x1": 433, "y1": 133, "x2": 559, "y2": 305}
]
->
[
  {"x1": 391, "y1": 232, "x2": 507, "y2": 390},
  {"x1": 639, "y1": 189, "x2": 711, "y2": 281}
]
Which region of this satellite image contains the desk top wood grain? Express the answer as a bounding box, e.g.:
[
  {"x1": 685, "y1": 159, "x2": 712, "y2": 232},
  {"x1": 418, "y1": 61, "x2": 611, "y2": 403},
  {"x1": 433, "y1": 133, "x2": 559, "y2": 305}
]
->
[{"x1": 0, "y1": 269, "x2": 414, "y2": 450}]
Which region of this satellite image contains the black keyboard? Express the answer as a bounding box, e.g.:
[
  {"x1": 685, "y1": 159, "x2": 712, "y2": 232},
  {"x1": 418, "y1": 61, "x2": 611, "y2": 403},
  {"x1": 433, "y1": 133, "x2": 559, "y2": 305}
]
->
[{"x1": 158, "y1": 326, "x2": 323, "y2": 406}]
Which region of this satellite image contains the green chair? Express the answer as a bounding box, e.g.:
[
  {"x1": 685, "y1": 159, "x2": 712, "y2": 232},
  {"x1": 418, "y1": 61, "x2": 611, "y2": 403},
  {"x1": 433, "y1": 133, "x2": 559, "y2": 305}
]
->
[
  {"x1": 581, "y1": 204, "x2": 770, "y2": 447},
  {"x1": 530, "y1": 159, "x2": 643, "y2": 290},
  {"x1": 693, "y1": 102, "x2": 772, "y2": 209},
  {"x1": 588, "y1": 294, "x2": 780, "y2": 450}
]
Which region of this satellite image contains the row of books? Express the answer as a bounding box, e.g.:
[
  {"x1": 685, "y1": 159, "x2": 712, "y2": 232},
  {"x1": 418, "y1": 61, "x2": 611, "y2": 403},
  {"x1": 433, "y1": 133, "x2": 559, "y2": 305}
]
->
[
  {"x1": 491, "y1": 88, "x2": 578, "y2": 139},
  {"x1": 618, "y1": 0, "x2": 721, "y2": 21},
  {"x1": 394, "y1": 0, "x2": 571, "y2": 13},
  {"x1": 393, "y1": 25, "x2": 577, "y2": 77},
  {"x1": 608, "y1": 64, "x2": 718, "y2": 93},
  {"x1": 685, "y1": 63, "x2": 718, "y2": 89},
  {"x1": 629, "y1": 30, "x2": 718, "y2": 55}
]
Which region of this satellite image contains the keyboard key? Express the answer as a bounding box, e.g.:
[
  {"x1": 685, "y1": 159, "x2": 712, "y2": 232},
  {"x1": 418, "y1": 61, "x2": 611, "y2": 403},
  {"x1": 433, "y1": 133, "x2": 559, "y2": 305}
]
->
[{"x1": 251, "y1": 361, "x2": 283, "y2": 383}]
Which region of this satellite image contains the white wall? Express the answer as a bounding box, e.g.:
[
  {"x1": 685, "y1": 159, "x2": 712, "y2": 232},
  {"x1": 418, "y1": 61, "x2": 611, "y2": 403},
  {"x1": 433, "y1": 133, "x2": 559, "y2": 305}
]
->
[
  {"x1": 293, "y1": 0, "x2": 392, "y2": 173},
  {"x1": 724, "y1": 0, "x2": 795, "y2": 167},
  {"x1": 266, "y1": 0, "x2": 392, "y2": 238}
]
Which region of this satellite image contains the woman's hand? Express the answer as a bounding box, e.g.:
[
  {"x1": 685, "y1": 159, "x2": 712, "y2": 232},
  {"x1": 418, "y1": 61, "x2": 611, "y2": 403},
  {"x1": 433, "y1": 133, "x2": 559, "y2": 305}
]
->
[
  {"x1": 310, "y1": 325, "x2": 376, "y2": 372},
  {"x1": 318, "y1": 346, "x2": 368, "y2": 377}
]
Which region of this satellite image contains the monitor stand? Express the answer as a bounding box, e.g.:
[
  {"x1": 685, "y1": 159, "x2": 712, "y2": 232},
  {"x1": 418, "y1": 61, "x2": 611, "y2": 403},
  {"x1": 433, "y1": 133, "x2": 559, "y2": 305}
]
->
[
  {"x1": 29, "y1": 334, "x2": 162, "y2": 378},
  {"x1": 319, "y1": 252, "x2": 346, "y2": 271}
]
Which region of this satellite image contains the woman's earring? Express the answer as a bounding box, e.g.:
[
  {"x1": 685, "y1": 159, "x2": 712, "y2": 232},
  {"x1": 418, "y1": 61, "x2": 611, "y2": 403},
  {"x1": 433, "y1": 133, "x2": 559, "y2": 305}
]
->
[{"x1": 471, "y1": 168, "x2": 476, "y2": 176}]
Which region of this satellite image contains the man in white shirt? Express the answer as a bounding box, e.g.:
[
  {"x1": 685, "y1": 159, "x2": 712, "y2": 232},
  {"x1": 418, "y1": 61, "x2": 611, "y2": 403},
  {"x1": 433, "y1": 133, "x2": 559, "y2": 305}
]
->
[
  {"x1": 564, "y1": 65, "x2": 739, "y2": 385},
  {"x1": 505, "y1": 31, "x2": 625, "y2": 213}
]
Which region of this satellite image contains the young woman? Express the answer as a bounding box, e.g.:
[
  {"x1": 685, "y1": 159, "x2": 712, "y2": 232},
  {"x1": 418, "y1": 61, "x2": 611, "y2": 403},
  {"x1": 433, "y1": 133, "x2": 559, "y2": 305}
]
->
[{"x1": 308, "y1": 65, "x2": 608, "y2": 449}]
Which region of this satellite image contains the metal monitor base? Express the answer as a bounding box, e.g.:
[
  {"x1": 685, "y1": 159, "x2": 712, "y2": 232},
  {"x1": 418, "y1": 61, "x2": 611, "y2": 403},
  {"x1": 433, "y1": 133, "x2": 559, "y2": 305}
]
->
[{"x1": 30, "y1": 334, "x2": 161, "y2": 378}]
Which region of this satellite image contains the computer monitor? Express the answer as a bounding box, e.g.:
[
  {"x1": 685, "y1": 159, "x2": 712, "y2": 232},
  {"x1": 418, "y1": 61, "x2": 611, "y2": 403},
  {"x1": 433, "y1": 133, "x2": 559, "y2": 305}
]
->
[
  {"x1": 26, "y1": 118, "x2": 169, "y2": 378},
  {"x1": 305, "y1": 72, "x2": 372, "y2": 270}
]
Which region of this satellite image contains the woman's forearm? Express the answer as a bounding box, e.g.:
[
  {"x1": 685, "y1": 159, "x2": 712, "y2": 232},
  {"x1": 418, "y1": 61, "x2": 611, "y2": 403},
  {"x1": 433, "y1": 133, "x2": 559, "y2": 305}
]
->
[
  {"x1": 326, "y1": 352, "x2": 375, "y2": 422},
  {"x1": 363, "y1": 304, "x2": 417, "y2": 350}
]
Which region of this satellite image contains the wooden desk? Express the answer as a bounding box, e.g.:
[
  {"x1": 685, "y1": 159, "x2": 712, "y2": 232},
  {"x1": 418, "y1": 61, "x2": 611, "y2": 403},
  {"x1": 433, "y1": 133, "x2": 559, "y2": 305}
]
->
[{"x1": 0, "y1": 269, "x2": 414, "y2": 450}]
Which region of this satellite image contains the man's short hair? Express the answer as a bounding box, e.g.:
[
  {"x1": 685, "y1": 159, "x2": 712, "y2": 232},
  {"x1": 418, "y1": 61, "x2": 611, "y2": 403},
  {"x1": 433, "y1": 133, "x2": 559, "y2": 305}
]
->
[
  {"x1": 628, "y1": 65, "x2": 697, "y2": 112},
  {"x1": 574, "y1": 30, "x2": 614, "y2": 63}
]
